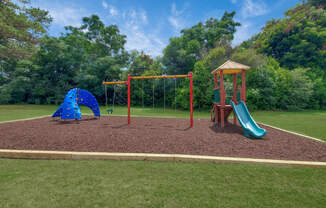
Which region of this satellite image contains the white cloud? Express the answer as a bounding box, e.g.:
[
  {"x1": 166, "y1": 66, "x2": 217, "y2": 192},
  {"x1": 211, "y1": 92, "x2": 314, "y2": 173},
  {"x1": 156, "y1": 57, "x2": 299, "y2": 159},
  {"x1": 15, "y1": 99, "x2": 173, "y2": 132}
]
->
[
  {"x1": 119, "y1": 8, "x2": 148, "y2": 25},
  {"x1": 233, "y1": 21, "x2": 252, "y2": 46},
  {"x1": 168, "y1": 16, "x2": 182, "y2": 32},
  {"x1": 140, "y1": 10, "x2": 148, "y2": 24},
  {"x1": 171, "y1": 2, "x2": 184, "y2": 16},
  {"x1": 124, "y1": 29, "x2": 165, "y2": 56},
  {"x1": 109, "y1": 5, "x2": 118, "y2": 16},
  {"x1": 29, "y1": 1, "x2": 89, "y2": 28},
  {"x1": 130, "y1": 9, "x2": 137, "y2": 19},
  {"x1": 231, "y1": 0, "x2": 237, "y2": 4},
  {"x1": 232, "y1": 0, "x2": 268, "y2": 45},
  {"x1": 49, "y1": 7, "x2": 86, "y2": 27},
  {"x1": 33, "y1": 0, "x2": 164, "y2": 56},
  {"x1": 232, "y1": 21, "x2": 261, "y2": 46},
  {"x1": 241, "y1": 0, "x2": 268, "y2": 18},
  {"x1": 122, "y1": 11, "x2": 127, "y2": 20},
  {"x1": 102, "y1": 1, "x2": 119, "y2": 17},
  {"x1": 118, "y1": 9, "x2": 164, "y2": 56},
  {"x1": 102, "y1": 1, "x2": 108, "y2": 9},
  {"x1": 168, "y1": 3, "x2": 187, "y2": 34},
  {"x1": 101, "y1": 5, "x2": 162, "y2": 56}
]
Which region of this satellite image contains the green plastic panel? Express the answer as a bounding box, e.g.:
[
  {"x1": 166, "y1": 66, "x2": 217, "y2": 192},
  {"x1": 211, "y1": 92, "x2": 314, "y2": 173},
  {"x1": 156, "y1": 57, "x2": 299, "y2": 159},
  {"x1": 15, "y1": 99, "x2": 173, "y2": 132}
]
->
[
  {"x1": 237, "y1": 90, "x2": 241, "y2": 102},
  {"x1": 214, "y1": 89, "x2": 220, "y2": 103}
]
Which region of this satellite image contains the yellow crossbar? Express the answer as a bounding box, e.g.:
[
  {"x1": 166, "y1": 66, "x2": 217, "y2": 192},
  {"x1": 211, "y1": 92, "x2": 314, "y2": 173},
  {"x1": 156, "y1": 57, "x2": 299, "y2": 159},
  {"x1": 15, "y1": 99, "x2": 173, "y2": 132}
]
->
[
  {"x1": 102, "y1": 81, "x2": 127, "y2": 85},
  {"x1": 102, "y1": 74, "x2": 190, "y2": 85},
  {"x1": 131, "y1": 74, "x2": 190, "y2": 80}
]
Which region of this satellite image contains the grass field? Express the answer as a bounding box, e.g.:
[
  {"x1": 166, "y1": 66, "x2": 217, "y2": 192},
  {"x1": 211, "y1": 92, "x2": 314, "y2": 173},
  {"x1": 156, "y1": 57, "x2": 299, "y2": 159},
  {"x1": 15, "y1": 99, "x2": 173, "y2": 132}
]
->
[
  {"x1": 253, "y1": 110, "x2": 326, "y2": 141},
  {"x1": 1, "y1": 104, "x2": 325, "y2": 140},
  {"x1": 0, "y1": 104, "x2": 209, "y2": 122},
  {"x1": 1, "y1": 159, "x2": 326, "y2": 208},
  {"x1": 1, "y1": 105, "x2": 326, "y2": 207}
]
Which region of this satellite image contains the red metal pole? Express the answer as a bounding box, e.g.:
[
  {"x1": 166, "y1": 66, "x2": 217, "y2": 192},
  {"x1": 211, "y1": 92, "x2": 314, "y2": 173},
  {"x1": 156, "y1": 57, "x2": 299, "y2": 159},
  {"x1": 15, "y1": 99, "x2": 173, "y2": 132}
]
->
[
  {"x1": 220, "y1": 71, "x2": 225, "y2": 128},
  {"x1": 233, "y1": 74, "x2": 237, "y2": 103},
  {"x1": 189, "y1": 72, "x2": 193, "y2": 127},
  {"x1": 127, "y1": 74, "x2": 131, "y2": 124},
  {"x1": 233, "y1": 73, "x2": 237, "y2": 125},
  {"x1": 220, "y1": 71, "x2": 224, "y2": 106},
  {"x1": 241, "y1": 70, "x2": 246, "y2": 103},
  {"x1": 214, "y1": 72, "x2": 218, "y2": 123}
]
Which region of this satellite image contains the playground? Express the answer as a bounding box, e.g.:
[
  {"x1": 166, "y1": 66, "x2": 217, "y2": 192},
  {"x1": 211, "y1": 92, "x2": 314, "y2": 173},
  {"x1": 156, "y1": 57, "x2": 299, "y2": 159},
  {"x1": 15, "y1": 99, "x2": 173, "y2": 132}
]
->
[
  {"x1": 1, "y1": 115, "x2": 326, "y2": 162},
  {"x1": 1, "y1": 105, "x2": 326, "y2": 207},
  {"x1": 2, "y1": 1, "x2": 326, "y2": 207},
  {"x1": 1, "y1": 60, "x2": 326, "y2": 164},
  {"x1": 1, "y1": 60, "x2": 326, "y2": 163}
]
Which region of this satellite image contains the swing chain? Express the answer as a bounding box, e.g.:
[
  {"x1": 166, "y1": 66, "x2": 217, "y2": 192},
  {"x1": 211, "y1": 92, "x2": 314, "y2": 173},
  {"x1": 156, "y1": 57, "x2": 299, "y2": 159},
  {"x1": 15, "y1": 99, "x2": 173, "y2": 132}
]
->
[
  {"x1": 112, "y1": 84, "x2": 116, "y2": 110},
  {"x1": 174, "y1": 78, "x2": 177, "y2": 111},
  {"x1": 105, "y1": 83, "x2": 108, "y2": 107},
  {"x1": 152, "y1": 78, "x2": 155, "y2": 109},
  {"x1": 142, "y1": 80, "x2": 144, "y2": 108},
  {"x1": 163, "y1": 78, "x2": 165, "y2": 112}
]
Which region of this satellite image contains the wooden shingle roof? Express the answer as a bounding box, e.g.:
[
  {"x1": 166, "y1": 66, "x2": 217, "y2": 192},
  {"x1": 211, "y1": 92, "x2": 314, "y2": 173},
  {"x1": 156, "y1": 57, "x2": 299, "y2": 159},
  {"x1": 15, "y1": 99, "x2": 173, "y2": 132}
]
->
[{"x1": 211, "y1": 60, "x2": 250, "y2": 74}]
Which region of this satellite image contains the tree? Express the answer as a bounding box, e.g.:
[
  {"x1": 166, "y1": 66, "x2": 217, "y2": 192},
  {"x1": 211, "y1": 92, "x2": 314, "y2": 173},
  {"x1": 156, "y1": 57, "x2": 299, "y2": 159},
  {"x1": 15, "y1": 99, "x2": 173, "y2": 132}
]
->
[
  {"x1": 77, "y1": 15, "x2": 127, "y2": 58},
  {"x1": 128, "y1": 51, "x2": 154, "y2": 76},
  {"x1": 57, "y1": 15, "x2": 128, "y2": 104},
  {"x1": 255, "y1": 3, "x2": 326, "y2": 71},
  {"x1": 163, "y1": 12, "x2": 240, "y2": 75},
  {"x1": 0, "y1": 14, "x2": 129, "y2": 105},
  {"x1": 307, "y1": 0, "x2": 326, "y2": 7},
  {"x1": 0, "y1": 0, "x2": 52, "y2": 60}
]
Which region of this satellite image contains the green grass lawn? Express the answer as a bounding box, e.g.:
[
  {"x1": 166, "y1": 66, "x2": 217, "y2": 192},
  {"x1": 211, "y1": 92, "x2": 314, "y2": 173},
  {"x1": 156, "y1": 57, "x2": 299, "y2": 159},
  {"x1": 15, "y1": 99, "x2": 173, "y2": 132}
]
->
[
  {"x1": 1, "y1": 104, "x2": 325, "y2": 140},
  {"x1": 1, "y1": 159, "x2": 326, "y2": 208},
  {"x1": 0, "y1": 104, "x2": 58, "y2": 122},
  {"x1": 0, "y1": 104, "x2": 210, "y2": 122},
  {"x1": 252, "y1": 110, "x2": 326, "y2": 141}
]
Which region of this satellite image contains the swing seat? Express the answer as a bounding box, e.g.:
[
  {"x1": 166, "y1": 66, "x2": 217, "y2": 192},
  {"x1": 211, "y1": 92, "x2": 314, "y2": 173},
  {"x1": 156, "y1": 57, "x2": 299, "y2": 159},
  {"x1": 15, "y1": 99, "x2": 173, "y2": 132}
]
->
[{"x1": 107, "y1": 109, "x2": 114, "y2": 114}]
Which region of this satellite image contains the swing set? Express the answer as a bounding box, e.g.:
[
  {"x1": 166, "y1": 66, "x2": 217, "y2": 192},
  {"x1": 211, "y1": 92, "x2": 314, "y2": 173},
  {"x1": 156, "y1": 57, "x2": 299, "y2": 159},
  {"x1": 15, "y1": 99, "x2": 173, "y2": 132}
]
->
[{"x1": 103, "y1": 72, "x2": 194, "y2": 127}]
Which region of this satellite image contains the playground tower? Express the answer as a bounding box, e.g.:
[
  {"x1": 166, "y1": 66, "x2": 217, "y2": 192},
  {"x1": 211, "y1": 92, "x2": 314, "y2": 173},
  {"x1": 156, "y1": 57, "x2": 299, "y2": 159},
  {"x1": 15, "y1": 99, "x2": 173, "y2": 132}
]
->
[{"x1": 211, "y1": 60, "x2": 250, "y2": 128}]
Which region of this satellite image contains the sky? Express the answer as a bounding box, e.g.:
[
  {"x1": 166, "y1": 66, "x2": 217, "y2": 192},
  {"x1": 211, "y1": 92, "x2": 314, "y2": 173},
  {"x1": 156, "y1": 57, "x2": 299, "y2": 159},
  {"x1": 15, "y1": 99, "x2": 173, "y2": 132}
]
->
[{"x1": 29, "y1": 0, "x2": 301, "y2": 57}]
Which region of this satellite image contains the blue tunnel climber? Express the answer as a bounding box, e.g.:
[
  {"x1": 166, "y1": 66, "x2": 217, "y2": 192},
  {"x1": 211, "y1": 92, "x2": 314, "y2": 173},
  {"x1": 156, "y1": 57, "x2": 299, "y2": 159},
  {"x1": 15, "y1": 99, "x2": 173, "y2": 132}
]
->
[{"x1": 52, "y1": 88, "x2": 101, "y2": 120}]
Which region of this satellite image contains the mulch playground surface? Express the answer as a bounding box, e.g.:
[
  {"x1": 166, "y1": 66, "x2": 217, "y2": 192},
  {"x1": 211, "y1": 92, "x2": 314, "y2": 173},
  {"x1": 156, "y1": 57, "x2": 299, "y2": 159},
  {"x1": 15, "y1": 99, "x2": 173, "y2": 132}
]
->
[{"x1": 1, "y1": 116, "x2": 326, "y2": 162}]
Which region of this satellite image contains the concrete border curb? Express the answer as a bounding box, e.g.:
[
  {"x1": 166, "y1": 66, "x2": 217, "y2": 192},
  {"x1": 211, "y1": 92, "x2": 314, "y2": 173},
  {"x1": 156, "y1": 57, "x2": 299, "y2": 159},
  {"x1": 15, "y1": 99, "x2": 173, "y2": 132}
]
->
[{"x1": 0, "y1": 149, "x2": 325, "y2": 167}]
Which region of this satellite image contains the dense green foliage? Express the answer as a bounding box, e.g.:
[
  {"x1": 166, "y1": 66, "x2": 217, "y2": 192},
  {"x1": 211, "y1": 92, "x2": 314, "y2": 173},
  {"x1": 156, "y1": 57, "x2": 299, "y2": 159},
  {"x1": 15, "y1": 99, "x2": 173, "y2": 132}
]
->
[
  {"x1": 172, "y1": 0, "x2": 326, "y2": 110},
  {"x1": 163, "y1": 11, "x2": 239, "y2": 75},
  {"x1": 0, "y1": 0, "x2": 51, "y2": 59},
  {"x1": 0, "y1": 10, "x2": 128, "y2": 104},
  {"x1": 242, "y1": 0, "x2": 326, "y2": 110},
  {"x1": 0, "y1": 0, "x2": 325, "y2": 111}
]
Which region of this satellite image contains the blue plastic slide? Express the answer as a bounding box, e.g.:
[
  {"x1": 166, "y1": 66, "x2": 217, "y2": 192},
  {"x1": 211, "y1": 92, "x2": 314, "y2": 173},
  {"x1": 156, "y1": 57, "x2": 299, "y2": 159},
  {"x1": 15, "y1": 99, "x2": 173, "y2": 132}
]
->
[
  {"x1": 52, "y1": 88, "x2": 100, "y2": 120},
  {"x1": 230, "y1": 101, "x2": 266, "y2": 138}
]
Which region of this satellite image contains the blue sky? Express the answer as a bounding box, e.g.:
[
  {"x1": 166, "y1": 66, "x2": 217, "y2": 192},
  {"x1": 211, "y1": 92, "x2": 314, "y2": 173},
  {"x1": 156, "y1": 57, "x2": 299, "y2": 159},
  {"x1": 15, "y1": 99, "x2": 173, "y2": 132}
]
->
[{"x1": 30, "y1": 0, "x2": 301, "y2": 56}]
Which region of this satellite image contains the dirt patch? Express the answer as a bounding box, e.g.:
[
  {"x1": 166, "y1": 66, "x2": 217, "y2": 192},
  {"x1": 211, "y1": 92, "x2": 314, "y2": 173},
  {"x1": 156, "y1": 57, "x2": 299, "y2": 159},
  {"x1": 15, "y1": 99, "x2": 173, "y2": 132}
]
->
[{"x1": 0, "y1": 116, "x2": 326, "y2": 162}]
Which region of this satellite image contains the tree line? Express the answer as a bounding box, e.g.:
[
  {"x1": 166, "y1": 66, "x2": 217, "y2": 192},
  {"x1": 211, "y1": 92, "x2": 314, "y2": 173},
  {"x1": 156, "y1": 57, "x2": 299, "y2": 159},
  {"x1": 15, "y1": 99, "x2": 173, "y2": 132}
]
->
[{"x1": 0, "y1": 0, "x2": 325, "y2": 111}]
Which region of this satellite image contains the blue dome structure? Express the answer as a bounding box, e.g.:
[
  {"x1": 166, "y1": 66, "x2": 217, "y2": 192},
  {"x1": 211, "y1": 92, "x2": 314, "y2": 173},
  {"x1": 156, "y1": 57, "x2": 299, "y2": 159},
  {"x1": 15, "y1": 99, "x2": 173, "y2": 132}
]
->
[{"x1": 52, "y1": 88, "x2": 100, "y2": 120}]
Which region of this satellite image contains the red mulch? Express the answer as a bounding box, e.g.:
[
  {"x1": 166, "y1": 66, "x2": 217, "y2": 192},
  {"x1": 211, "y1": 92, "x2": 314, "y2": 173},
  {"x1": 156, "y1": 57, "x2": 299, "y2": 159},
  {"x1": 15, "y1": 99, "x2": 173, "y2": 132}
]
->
[{"x1": 0, "y1": 116, "x2": 326, "y2": 162}]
